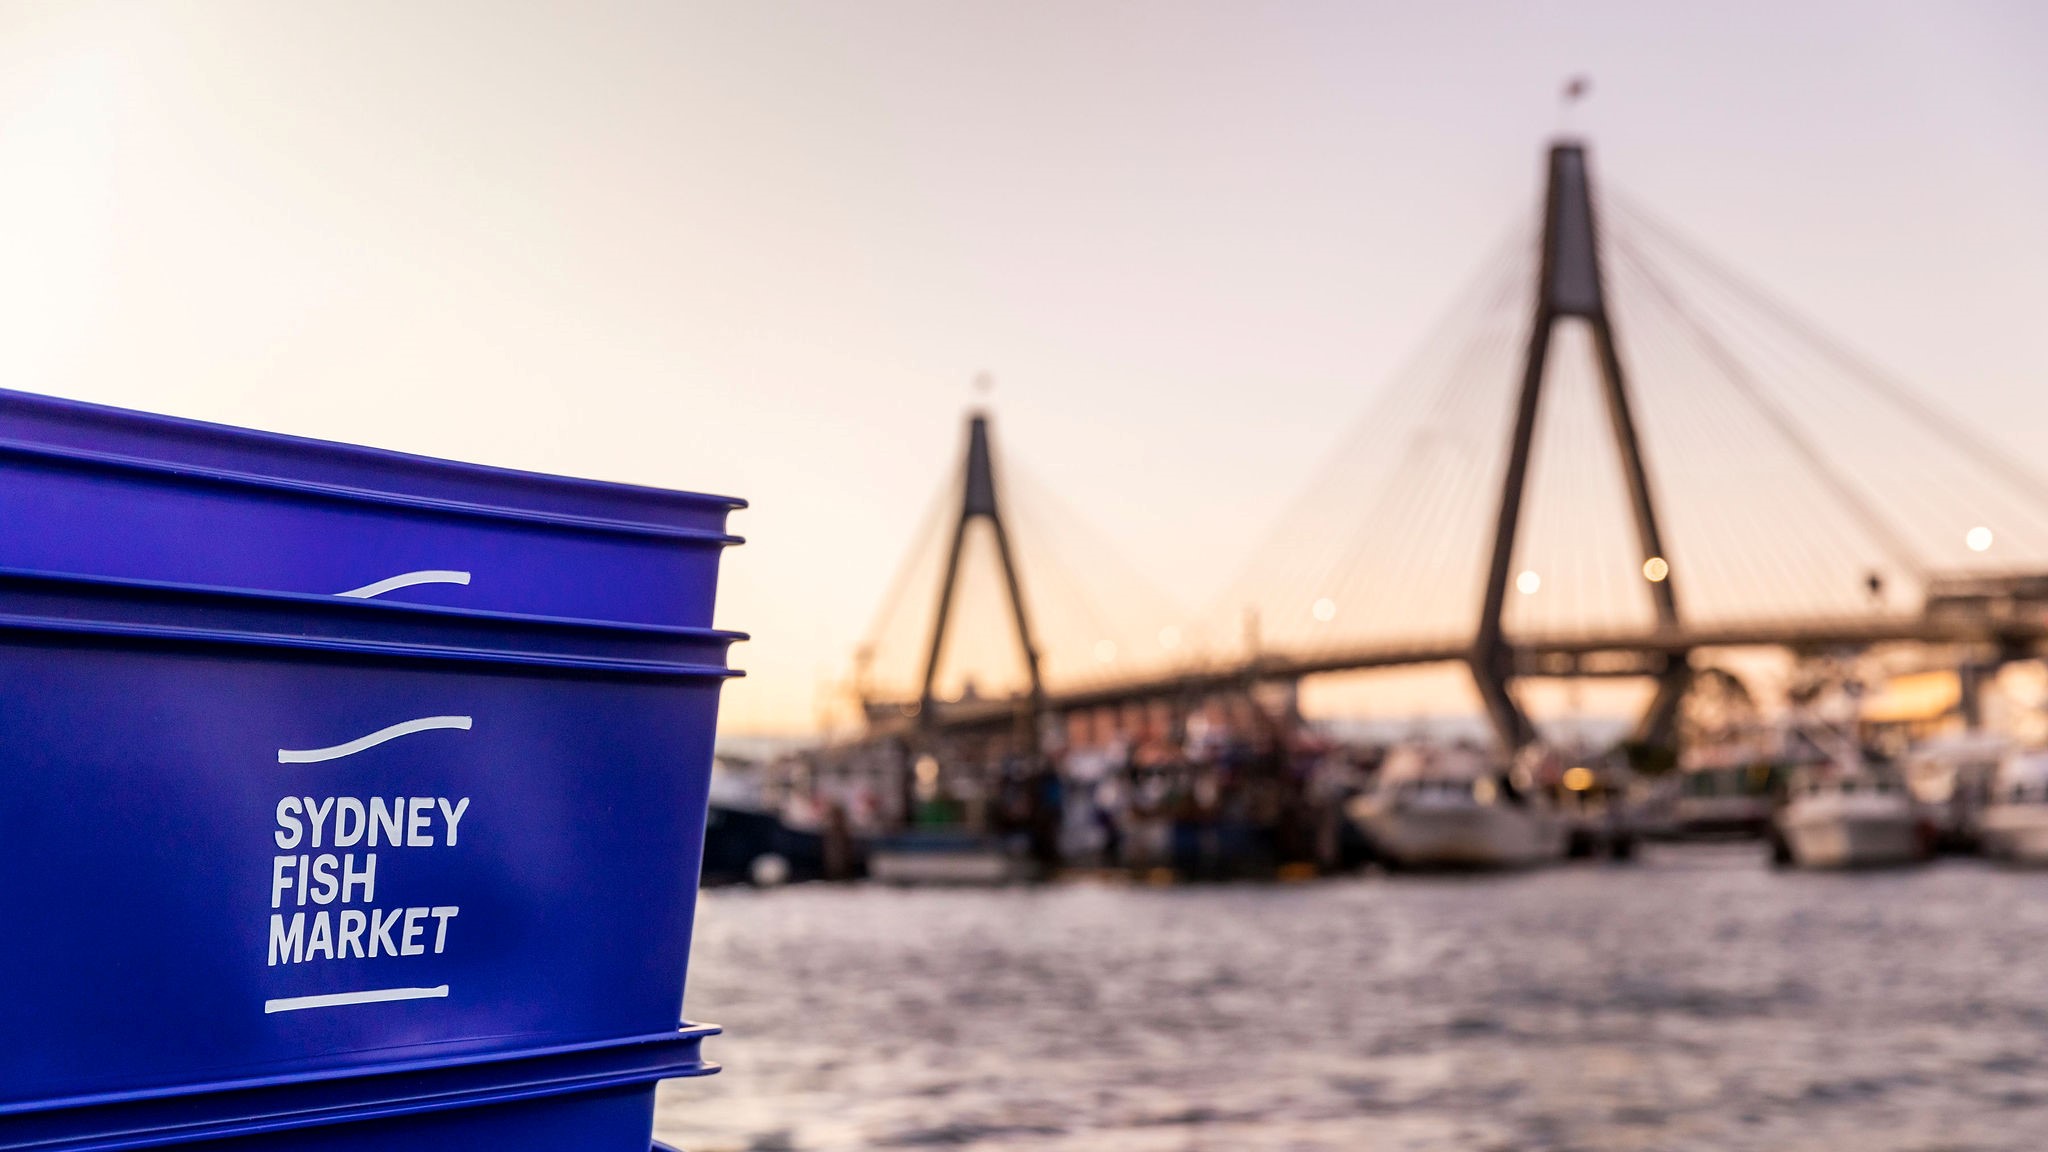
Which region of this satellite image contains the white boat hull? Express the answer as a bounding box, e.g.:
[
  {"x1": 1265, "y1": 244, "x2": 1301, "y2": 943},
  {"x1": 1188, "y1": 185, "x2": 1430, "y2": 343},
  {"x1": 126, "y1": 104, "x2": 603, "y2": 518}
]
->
[
  {"x1": 1978, "y1": 806, "x2": 2048, "y2": 865},
  {"x1": 1355, "y1": 804, "x2": 1567, "y2": 869},
  {"x1": 1778, "y1": 800, "x2": 1923, "y2": 869}
]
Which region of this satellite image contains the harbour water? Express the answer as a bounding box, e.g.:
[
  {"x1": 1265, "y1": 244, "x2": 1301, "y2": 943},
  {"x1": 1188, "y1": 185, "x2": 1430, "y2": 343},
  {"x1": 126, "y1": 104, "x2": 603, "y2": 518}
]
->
[{"x1": 659, "y1": 844, "x2": 2048, "y2": 1151}]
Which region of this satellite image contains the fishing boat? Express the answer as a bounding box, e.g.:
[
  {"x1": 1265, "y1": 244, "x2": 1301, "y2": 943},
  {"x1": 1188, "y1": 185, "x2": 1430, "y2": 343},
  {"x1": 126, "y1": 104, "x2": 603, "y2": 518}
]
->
[
  {"x1": 1774, "y1": 757, "x2": 1928, "y2": 869},
  {"x1": 1346, "y1": 744, "x2": 1567, "y2": 869},
  {"x1": 1976, "y1": 749, "x2": 2048, "y2": 865},
  {"x1": 699, "y1": 757, "x2": 829, "y2": 886},
  {"x1": 1900, "y1": 732, "x2": 2007, "y2": 854},
  {"x1": 702, "y1": 803, "x2": 827, "y2": 886},
  {"x1": 866, "y1": 829, "x2": 1030, "y2": 884}
]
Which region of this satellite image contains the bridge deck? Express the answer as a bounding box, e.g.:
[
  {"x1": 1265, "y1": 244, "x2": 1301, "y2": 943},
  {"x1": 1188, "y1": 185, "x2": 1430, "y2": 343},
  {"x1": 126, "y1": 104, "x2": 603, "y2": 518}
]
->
[{"x1": 892, "y1": 611, "x2": 2048, "y2": 731}]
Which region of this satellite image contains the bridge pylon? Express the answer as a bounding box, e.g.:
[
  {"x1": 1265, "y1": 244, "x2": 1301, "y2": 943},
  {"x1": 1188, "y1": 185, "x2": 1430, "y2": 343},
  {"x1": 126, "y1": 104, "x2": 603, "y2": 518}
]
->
[
  {"x1": 918, "y1": 410, "x2": 1046, "y2": 725},
  {"x1": 1473, "y1": 141, "x2": 1687, "y2": 752}
]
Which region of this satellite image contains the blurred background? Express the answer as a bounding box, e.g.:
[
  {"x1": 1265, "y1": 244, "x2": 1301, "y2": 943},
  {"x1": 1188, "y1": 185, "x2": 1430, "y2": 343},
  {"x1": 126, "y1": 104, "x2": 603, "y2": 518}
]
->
[{"x1": 8, "y1": 2, "x2": 2048, "y2": 1149}]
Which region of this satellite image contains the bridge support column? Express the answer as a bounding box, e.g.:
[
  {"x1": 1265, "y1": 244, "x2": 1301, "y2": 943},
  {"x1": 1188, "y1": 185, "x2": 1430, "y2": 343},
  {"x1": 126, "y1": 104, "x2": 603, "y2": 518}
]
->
[
  {"x1": 918, "y1": 412, "x2": 1045, "y2": 742},
  {"x1": 1959, "y1": 663, "x2": 1984, "y2": 730},
  {"x1": 1473, "y1": 140, "x2": 1684, "y2": 754},
  {"x1": 1632, "y1": 654, "x2": 1691, "y2": 751},
  {"x1": 1470, "y1": 647, "x2": 1536, "y2": 751}
]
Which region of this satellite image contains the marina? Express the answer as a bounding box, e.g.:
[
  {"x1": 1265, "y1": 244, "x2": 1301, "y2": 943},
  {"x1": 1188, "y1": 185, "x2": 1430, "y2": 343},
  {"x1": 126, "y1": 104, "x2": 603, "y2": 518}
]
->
[
  {"x1": 717, "y1": 134, "x2": 2048, "y2": 895},
  {"x1": 716, "y1": 711, "x2": 2048, "y2": 886},
  {"x1": 664, "y1": 846, "x2": 2048, "y2": 1152}
]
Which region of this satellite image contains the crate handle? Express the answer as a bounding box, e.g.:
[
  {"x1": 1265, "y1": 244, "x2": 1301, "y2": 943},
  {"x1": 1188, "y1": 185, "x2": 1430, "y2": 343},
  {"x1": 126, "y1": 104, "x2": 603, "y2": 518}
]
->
[{"x1": 334, "y1": 570, "x2": 473, "y2": 599}]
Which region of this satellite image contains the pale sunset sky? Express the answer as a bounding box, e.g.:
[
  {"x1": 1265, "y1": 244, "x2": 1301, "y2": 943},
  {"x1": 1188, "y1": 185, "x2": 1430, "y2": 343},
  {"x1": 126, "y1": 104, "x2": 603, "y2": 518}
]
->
[{"x1": 2, "y1": 2, "x2": 2044, "y2": 735}]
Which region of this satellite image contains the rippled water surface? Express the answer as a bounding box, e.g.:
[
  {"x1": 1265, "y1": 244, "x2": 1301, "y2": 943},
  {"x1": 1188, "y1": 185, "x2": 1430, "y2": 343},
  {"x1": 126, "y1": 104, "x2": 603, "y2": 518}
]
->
[{"x1": 656, "y1": 844, "x2": 2048, "y2": 1151}]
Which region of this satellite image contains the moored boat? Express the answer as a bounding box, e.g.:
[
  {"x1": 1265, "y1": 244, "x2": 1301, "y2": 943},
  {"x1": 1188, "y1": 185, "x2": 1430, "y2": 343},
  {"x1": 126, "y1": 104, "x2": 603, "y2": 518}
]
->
[
  {"x1": 700, "y1": 757, "x2": 830, "y2": 886},
  {"x1": 1900, "y1": 732, "x2": 2007, "y2": 854},
  {"x1": 1977, "y1": 750, "x2": 2048, "y2": 865},
  {"x1": 1775, "y1": 760, "x2": 1928, "y2": 869},
  {"x1": 1346, "y1": 744, "x2": 1567, "y2": 869}
]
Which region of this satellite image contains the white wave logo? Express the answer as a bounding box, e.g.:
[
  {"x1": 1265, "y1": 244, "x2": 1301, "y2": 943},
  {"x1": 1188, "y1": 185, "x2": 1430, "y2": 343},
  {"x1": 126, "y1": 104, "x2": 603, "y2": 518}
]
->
[
  {"x1": 265, "y1": 986, "x2": 450, "y2": 1014},
  {"x1": 277, "y1": 716, "x2": 474, "y2": 764},
  {"x1": 334, "y1": 570, "x2": 472, "y2": 599}
]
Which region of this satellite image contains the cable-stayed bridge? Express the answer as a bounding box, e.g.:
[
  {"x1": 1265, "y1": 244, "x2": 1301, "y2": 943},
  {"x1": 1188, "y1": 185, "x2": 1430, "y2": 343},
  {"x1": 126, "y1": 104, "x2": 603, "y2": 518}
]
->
[{"x1": 851, "y1": 139, "x2": 2048, "y2": 752}]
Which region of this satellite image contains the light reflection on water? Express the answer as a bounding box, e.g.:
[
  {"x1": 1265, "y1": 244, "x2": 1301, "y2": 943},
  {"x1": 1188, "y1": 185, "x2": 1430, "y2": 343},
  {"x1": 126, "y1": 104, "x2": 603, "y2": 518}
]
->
[{"x1": 658, "y1": 843, "x2": 2048, "y2": 1151}]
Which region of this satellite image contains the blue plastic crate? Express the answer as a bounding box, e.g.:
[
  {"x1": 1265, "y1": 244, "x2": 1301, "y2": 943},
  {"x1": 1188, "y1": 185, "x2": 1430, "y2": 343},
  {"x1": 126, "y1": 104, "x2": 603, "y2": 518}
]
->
[
  {"x1": 0, "y1": 1027, "x2": 717, "y2": 1152},
  {"x1": 0, "y1": 569, "x2": 737, "y2": 1109},
  {"x1": 0, "y1": 388, "x2": 742, "y2": 626}
]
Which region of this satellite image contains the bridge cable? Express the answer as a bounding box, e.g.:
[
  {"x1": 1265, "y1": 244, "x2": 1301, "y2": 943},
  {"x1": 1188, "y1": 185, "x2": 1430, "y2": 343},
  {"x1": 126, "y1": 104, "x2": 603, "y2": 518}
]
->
[
  {"x1": 1223, "y1": 215, "x2": 1537, "y2": 663},
  {"x1": 1302, "y1": 223, "x2": 1534, "y2": 622},
  {"x1": 1612, "y1": 194, "x2": 2048, "y2": 517},
  {"x1": 1609, "y1": 237, "x2": 1880, "y2": 617},
  {"x1": 857, "y1": 458, "x2": 968, "y2": 681},
  {"x1": 1611, "y1": 231, "x2": 1929, "y2": 586},
  {"x1": 1614, "y1": 226, "x2": 1933, "y2": 602},
  {"x1": 1616, "y1": 196, "x2": 2048, "y2": 577}
]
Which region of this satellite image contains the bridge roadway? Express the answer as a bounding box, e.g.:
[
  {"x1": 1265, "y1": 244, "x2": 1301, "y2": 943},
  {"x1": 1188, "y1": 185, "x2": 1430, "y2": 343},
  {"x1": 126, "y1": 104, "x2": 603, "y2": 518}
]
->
[{"x1": 905, "y1": 610, "x2": 2048, "y2": 733}]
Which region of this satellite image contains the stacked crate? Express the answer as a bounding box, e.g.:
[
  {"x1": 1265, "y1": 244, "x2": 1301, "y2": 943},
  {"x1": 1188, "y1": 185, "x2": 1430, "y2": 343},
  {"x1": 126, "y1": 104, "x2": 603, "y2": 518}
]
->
[{"x1": 0, "y1": 388, "x2": 739, "y2": 1152}]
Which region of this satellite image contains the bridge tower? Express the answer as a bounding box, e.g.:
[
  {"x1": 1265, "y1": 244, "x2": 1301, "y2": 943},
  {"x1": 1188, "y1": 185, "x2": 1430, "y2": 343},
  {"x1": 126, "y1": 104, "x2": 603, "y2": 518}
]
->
[
  {"x1": 1473, "y1": 141, "x2": 1687, "y2": 751},
  {"x1": 918, "y1": 411, "x2": 1046, "y2": 722}
]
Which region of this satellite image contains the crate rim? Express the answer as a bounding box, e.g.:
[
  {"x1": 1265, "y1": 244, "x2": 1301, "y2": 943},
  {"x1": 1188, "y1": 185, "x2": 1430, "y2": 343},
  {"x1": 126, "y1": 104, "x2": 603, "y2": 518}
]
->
[
  {"x1": 0, "y1": 569, "x2": 745, "y2": 677},
  {"x1": 0, "y1": 566, "x2": 751, "y2": 646},
  {"x1": 0, "y1": 385, "x2": 747, "y2": 514},
  {"x1": 0, "y1": 1024, "x2": 720, "y2": 1122},
  {"x1": 0, "y1": 438, "x2": 745, "y2": 548}
]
